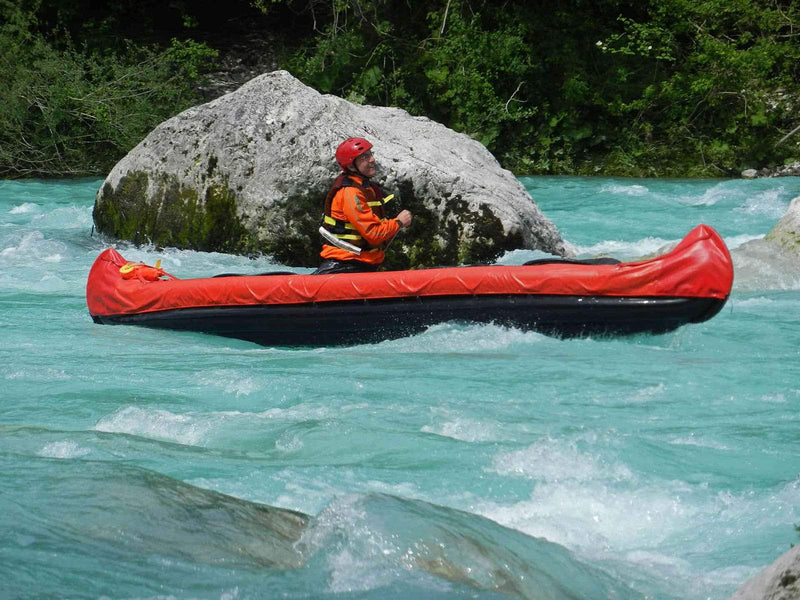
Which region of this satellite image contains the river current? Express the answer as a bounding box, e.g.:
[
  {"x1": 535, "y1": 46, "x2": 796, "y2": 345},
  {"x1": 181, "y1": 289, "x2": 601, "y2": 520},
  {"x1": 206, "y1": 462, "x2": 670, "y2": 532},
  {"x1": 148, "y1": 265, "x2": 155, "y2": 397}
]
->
[{"x1": 1, "y1": 176, "x2": 799, "y2": 599}]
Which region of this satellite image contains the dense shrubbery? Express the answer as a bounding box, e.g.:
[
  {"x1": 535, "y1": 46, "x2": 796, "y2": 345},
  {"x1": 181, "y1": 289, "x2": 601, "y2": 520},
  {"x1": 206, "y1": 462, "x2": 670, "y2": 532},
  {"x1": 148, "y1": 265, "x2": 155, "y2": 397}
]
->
[
  {"x1": 286, "y1": 0, "x2": 800, "y2": 177},
  {"x1": 0, "y1": 2, "x2": 216, "y2": 177},
  {"x1": 1, "y1": 0, "x2": 798, "y2": 178}
]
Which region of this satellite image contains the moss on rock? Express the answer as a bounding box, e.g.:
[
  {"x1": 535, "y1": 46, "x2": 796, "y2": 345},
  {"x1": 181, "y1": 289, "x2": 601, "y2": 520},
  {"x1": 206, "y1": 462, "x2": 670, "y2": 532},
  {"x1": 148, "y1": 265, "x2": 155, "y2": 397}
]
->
[
  {"x1": 93, "y1": 171, "x2": 252, "y2": 253},
  {"x1": 261, "y1": 191, "x2": 323, "y2": 267},
  {"x1": 93, "y1": 172, "x2": 154, "y2": 245},
  {"x1": 764, "y1": 229, "x2": 800, "y2": 253},
  {"x1": 764, "y1": 197, "x2": 800, "y2": 255},
  {"x1": 382, "y1": 183, "x2": 524, "y2": 270},
  {"x1": 93, "y1": 171, "x2": 528, "y2": 268}
]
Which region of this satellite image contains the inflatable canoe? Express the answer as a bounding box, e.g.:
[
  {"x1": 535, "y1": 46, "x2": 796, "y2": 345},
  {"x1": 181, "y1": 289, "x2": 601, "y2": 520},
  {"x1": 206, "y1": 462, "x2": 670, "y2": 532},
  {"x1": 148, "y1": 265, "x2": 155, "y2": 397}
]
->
[{"x1": 86, "y1": 224, "x2": 733, "y2": 346}]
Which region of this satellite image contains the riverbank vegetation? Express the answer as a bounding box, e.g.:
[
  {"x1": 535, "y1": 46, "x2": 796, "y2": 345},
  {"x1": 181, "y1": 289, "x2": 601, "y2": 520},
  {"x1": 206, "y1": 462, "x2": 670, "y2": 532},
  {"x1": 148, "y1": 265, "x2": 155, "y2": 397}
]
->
[{"x1": 2, "y1": 0, "x2": 798, "y2": 178}]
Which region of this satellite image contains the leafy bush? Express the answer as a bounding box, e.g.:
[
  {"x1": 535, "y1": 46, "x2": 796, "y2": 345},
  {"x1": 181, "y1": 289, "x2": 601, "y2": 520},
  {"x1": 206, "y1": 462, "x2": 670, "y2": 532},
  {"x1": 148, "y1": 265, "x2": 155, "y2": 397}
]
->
[
  {"x1": 285, "y1": 0, "x2": 800, "y2": 176},
  {"x1": 0, "y1": 4, "x2": 217, "y2": 177},
  {"x1": 2, "y1": 0, "x2": 799, "y2": 177}
]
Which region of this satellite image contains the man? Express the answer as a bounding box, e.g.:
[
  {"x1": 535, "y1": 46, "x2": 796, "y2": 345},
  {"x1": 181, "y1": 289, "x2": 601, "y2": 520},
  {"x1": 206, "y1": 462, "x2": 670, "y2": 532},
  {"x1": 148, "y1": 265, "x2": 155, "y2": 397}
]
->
[{"x1": 314, "y1": 137, "x2": 412, "y2": 274}]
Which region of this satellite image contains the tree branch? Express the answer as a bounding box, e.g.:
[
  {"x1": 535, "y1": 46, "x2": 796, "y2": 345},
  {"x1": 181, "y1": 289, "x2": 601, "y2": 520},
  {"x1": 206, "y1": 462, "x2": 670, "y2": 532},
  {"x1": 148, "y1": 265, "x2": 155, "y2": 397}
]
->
[
  {"x1": 777, "y1": 124, "x2": 800, "y2": 146},
  {"x1": 505, "y1": 81, "x2": 525, "y2": 114},
  {"x1": 440, "y1": 0, "x2": 452, "y2": 37}
]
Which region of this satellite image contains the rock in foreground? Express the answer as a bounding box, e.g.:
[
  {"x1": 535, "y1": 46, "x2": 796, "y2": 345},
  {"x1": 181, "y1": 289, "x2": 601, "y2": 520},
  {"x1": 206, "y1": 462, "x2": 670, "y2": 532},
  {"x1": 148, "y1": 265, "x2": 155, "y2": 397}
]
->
[
  {"x1": 764, "y1": 196, "x2": 800, "y2": 255},
  {"x1": 729, "y1": 545, "x2": 800, "y2": 600},
  {"x1": 93, "y1": 70, "x2": 566, "y2": 267}
]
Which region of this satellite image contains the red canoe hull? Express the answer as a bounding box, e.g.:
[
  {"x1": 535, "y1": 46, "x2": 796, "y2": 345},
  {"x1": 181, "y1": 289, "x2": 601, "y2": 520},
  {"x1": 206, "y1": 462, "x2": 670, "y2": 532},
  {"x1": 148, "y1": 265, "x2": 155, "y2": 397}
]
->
[{"x1": 86, "y1": 225, "x2": 733, "y2": 346}]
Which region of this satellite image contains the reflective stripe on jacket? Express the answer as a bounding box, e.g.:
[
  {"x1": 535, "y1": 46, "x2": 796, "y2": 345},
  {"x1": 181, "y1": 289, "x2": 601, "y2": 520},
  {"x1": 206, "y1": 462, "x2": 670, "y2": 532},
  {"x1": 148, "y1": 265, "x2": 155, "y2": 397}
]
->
[{"x1": 320, "y1": 173, "x2": 400, "y2": 265}]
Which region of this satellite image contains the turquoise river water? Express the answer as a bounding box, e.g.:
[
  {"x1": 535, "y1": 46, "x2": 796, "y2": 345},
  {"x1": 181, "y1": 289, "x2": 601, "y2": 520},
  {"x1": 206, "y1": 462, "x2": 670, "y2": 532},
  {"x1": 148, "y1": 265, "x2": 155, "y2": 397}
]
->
[{"x1": 1, "y1": 176, "x2": 799, "y2": 600}]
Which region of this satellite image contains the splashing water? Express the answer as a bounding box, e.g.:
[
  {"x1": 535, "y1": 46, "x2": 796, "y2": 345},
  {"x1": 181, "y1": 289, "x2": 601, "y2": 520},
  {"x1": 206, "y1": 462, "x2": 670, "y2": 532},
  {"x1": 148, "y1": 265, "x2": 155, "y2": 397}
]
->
[{"x1": 2, "y1": 176, "x2": 800, "y2": 599}]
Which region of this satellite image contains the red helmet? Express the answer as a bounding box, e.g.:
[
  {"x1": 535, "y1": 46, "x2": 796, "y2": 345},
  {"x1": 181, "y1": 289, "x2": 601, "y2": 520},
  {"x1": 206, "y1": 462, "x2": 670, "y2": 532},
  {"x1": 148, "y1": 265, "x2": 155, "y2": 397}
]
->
[{"x1": 335, "y1": 137, "x2": 372, "y2": 169}]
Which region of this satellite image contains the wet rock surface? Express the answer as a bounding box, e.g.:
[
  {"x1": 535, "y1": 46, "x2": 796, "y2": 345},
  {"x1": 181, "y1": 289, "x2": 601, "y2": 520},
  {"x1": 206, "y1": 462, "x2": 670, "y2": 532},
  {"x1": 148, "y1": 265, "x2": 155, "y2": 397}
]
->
[{"x1": 94, "y1": 70, "x2": 566, "y2": 267}]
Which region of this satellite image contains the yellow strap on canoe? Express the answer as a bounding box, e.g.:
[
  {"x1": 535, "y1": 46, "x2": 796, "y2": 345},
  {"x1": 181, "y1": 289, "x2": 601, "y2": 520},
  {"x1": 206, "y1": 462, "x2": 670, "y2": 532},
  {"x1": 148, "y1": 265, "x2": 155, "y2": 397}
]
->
[
  {"x1": 119, "y1": 262, "x2": 138, "y2": 274},
  {"x1": 119, "y1": 259, "x2": 161, "y2": 275}
]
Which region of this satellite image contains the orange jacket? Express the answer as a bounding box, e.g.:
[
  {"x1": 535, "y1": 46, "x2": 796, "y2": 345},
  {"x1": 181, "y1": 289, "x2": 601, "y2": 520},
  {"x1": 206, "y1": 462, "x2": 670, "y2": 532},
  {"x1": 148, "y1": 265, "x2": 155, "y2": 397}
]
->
[{"x1": 320, "y1": 173, "x2": 400, "y2": 265}]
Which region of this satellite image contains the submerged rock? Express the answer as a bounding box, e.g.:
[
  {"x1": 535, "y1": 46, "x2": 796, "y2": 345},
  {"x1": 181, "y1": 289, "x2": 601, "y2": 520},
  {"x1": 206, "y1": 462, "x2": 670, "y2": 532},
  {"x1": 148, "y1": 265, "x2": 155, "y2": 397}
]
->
[
  {"x1": 93, "y1": 70, "x2": 566, "y2": 268},
  {"x1": 726, "y1": 197, "x2": 800, "y2": 291},
  {"x1": 764, "y1": 196, "x2": 800, "y2": 255},
  {"x1": 729, "y1": 545, "x2": 800, "y2": 600}
]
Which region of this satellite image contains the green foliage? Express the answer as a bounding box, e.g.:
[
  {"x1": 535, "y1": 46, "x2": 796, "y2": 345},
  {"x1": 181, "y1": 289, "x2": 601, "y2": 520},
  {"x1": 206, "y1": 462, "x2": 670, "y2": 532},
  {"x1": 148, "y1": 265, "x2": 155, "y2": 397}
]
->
[
  {"x1": 285, "y1": 0, "x2": 800, "y2": 176},
  {"x1": 3, "y1": 0, "x2": 800, "y2": 177},
  {"x1": 0, "y1": 2, "x2": 217, "y2": 177},
  {"x1": 597, "y1": 15, "x2": 677, "y2": 61},
  {"x1": 597, "y1": 0, "x2": 800, "y2": 175},
  {"x1": 287, "y1": 1, "x2": 537, "y2": 151},
  {"x1": 419, "y1": 3, "x2": 536, "y2": 148}
]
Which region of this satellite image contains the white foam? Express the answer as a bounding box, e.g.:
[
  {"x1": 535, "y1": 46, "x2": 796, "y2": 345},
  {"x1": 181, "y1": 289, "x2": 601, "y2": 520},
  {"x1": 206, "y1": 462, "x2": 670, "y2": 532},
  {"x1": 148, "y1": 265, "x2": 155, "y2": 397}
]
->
[
  {"x1": 94, "y1": 406, "x2": 212, "y2": 446},
  {"x1": 327, "y1": 547, "x2": 395, "y2": 594},
  {"x1": 271, "y1": 475, "x2": 346, "y2": 516},
  {"x1": 477, "y1": 478, "x2": 697, "y2": 553},
  {"x1": 37, "y1": 441, "x2": 90, "y2": 459},
  {"x1": 275, "y1": 433, "x2": 304, "y2": 453},
  {"x1": 0, "y1": 231, "x2": 68, "y2": 266},
  {"x1": 197, "y1": 370, "x2": 259, "y2": 396},
  {"x1": 93, "y1": 403, "x2": 351, "y2": 446},
  {"x1": 571, "y1": 236, "x2": 674, "y2": 259},
  {"x1": 362, "y1": 480, "x2": 420, "y2": 499},
  {"x1": 421, "y1": 417, "x2": 503, "y2": 442},
  {"x1": 220, "y1": 588, "x2": 240, "y2": 600},
  {"x1": 735, "y1": 187, "x2": 789, "y2": 218},
  {"x1": 679, "y1": 184, "x2": 730, "y2": 206},
  {"x1": 480, "y1": 438, "x2": 755, "y2": 557},
  {"x1": 479, "y1": 468, "x2": 800, "y2": 579},
  {"x1": 599, "y1": 183, "x2": 650, "y2": 196},
  {"x1": 490, "y1": 438, "x2": 633, "y2": 483},
  {"x1": 296, "y1": 495, "x2": 412, "y2": 595},
  {"x1": 9, "y1": 203, "x2": 39, "y2": 214},
  {"x1": 494, "y1": 248, "x2": 556, "y2": 265},
  {"x1": 31, "y1": 205, "x2": 93, "y2": 229},
  {"x1": 692, "y1": 564, "x2": 762, "y2": 597},
  {"x1": 380, "y1": 322, "x2": 546, "y2": 353},
  {"x1": 760, "y1": 393, "x2": 787, "y2": 404},
  {"x1": 5, "y1": 367, "x2": 72, "y2": 382},
  {"x1": 256, "y1": 404, "x2": 337, "y2": 422}
]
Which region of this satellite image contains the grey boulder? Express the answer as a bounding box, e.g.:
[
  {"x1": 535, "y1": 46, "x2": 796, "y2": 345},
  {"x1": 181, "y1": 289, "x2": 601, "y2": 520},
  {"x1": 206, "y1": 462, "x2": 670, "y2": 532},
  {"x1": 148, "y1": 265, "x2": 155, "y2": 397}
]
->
[
  {"x1": 764, "y1": 196, "x2": 800, "y2": 255},
  {"x1": 729, "y1": 545, "x2": 800, "y2": 600},
  {"x1": 93, "y1": 70, "x2": 566, "y2": 268}
]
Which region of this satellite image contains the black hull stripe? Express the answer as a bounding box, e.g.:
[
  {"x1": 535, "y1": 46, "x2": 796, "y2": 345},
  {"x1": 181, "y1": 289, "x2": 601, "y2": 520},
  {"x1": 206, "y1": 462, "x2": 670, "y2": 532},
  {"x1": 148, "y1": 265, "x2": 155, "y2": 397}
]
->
[{"x1": 93, "y1": 294, "x2": 728, "y2": 347}]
